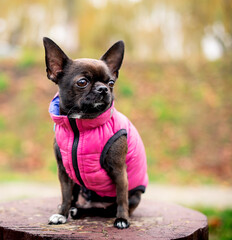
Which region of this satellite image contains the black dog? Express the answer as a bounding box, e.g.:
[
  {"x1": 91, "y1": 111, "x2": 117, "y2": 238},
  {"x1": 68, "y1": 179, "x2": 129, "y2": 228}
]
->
[{"x1": 43, "y1": 38, "x2": 148, "y2": 229}]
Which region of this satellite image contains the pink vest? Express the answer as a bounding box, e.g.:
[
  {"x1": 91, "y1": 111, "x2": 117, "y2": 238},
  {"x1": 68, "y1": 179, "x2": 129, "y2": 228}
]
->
[{"x1": 49, "y1": 95, "x2": 148, "y2": 198}]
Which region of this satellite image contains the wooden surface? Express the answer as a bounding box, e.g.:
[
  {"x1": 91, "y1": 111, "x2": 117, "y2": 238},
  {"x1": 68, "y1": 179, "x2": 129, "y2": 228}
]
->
[{"x1": 0, "y1": 198, "x2": 208, "y2": 240}]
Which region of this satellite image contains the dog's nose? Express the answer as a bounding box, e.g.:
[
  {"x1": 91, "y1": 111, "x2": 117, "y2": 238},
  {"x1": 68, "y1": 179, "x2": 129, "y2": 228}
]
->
[{"x1": 96, "y1": 86, "x2": 108, "y2": 94}]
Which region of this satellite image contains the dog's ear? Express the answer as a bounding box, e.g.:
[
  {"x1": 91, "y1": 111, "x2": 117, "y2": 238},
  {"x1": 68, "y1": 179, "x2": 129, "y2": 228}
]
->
[
  {"x1": 100, "y1": 41, "x2": 124, "y2": 78},
  {"x1": 43, "y1": 37, "x2": 70, "y2": 83}
]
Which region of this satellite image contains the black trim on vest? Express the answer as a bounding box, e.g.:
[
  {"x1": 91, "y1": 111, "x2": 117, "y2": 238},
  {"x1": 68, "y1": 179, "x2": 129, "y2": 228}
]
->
[
  {"x1": 129, "y1": 185, "x2": 146, "y2": 195},
  {"x1": 81, "y1": 185, "x2": 146, "y2": 203},
  {"x1": 68, "y1": 118, "x2": 85, "y2": 187},
  {"x1": 100, "y1": 129, "x2": 127, "y2": 168}
]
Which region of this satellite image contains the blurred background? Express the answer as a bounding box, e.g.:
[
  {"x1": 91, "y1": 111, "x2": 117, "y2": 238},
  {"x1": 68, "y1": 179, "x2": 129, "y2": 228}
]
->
[{"x1": 0, "y1": 0, "x2": 232, "y2": 239}]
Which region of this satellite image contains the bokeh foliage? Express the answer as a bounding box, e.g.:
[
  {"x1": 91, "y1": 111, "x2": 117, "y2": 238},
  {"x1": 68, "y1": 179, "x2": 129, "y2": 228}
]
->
[
  {"x1": 0, "y1": 0, "x2": 231, "y2": 184},
  {"x1": 0, "y1": 0, "x2": 231, "y2": 59},
  {"x1": 0, "y1": 56, "x2": 232, "y2": 185},
  {"x1": 195, "y1": 207, "x2": 232, "y2": 240}
]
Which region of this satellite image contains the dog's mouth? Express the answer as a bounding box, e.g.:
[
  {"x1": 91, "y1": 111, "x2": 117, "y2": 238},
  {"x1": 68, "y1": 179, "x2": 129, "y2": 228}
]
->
[{"x1": 68, "y1": 98, "x2": 111, "y2": 119}]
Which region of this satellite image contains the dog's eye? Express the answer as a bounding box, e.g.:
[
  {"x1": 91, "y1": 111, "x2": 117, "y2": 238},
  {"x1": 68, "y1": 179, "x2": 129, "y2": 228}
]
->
[
  {"x1": 108, "y1": 80, "x2": 115, "y2": 88},
  {"x1": 76, "y1": 78, "x2": 89, "y2": 88}
]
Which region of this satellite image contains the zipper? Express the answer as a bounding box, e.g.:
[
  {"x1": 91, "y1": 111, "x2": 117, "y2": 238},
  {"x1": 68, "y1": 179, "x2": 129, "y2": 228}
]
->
[{"x1": 68, "y1": 118, "x2": 85, "y2": 187}]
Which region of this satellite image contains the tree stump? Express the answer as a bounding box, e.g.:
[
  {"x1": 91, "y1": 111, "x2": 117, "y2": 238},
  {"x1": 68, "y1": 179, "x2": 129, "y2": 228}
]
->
[{"x1": 0, "y1": 197, "x2": 208, "y2": 240}]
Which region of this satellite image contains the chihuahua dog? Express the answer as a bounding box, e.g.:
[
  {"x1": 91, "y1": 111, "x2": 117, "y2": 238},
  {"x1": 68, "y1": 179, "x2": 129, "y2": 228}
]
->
[{"x1": 43, "y1": 37, "x2": 148, "y2": 229}]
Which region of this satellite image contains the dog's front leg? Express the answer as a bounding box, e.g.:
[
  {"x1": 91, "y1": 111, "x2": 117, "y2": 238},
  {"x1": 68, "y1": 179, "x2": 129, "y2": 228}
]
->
[
  {"x1": 113, "y1": 165, "x2": 129, "y2": 229},
  {"x1": 49, "y1": 140, "x2": 74, "y2": 224},
  {"x1": 103, "y1": 135, "x2": 129, "y2": 229}
]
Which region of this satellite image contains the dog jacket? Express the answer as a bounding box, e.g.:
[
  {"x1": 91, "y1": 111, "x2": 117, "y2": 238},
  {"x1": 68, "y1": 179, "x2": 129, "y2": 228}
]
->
[{"x1": 49, "y1": 94, "x2": 148, "y2": 198}]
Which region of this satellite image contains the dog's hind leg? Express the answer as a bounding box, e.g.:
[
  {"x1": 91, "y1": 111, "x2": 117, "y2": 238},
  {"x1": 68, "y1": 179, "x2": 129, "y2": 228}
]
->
[
  {"x1": 49, "y1": 139, "x2": 75, "y2": 225},
  {"x1": 128, "y1": 190, "x2": 142, "y2": 216}
]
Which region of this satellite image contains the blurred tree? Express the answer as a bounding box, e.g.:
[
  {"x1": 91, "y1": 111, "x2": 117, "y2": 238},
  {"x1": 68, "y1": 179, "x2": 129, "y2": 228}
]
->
[
  {"x1": 0, "y1": 0, "x2": 231, "y2": 60},
  {"x1": 170, "y1": 0, "x2": 232, "y2": 56}
]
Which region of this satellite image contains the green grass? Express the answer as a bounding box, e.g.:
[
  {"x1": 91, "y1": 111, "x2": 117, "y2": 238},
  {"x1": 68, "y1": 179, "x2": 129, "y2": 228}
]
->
[
  {"x1": 117, "y1": 70, "x2": 134, "y2": 97},
  {"x1": 0, "y1": 59, "x2": 232, "y2": 185},
  {"x1": 17, "y1": 49, "x2": 37, "y2": 69},
  {"x1": 0, "y1": 115, "x2": 6, "y2": 130},
  {"x1": 194, "y1": 207, "x2": 232, "y2": 240},
  {"x1": 0, "y1": 132, "x2": 23, "y2": 158},
  {"x1": 148, "y1": 168, "x2": 217, "y2": 185},
  {"x1": 0, "y1": 73, "x2": 10, "y2": 92},
  {"x1": 0, "y1": 168, "x2": 57, "y2": 183}
]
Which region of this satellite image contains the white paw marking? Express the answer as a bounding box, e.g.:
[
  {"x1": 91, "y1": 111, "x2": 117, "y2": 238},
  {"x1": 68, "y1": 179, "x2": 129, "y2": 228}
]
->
[
  {"x1": 122, "y1": 221, "x2": 127, "y2": 228},
  {"x1": 117, "y1": 222, "x2": 123, "y2": 228},
  {"x1": 115, "y1": 219, "x2": 129, "y2": 229},
  {"x1": 70, "y1": 207, "x2": 77, "y2": 216},
  {"x1": 49, "y1": 214, "x2": 67, "y2": 224},
  {"x1": 116, "y1": 221, "x2": 127, "y2": 228}
]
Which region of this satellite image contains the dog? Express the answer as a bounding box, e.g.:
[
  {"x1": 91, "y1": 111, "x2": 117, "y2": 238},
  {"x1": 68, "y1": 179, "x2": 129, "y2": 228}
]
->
[{"x1": 43, "y1": 37, "x2": 148, "y2": 229}]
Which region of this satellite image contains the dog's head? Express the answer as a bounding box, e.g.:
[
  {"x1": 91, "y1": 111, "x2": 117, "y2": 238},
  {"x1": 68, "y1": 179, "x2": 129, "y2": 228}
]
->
[{"x1": 43, "y1": 37, "x2": 124, "y2": 119}]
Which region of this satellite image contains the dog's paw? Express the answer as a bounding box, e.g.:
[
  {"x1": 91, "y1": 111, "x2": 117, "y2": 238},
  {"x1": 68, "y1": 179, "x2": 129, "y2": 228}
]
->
[
  {"x1": 69, "y1": 207, "x2": 81, "y2": 219},
  {"x1": 48, "y1": 214, "x2": 67, "y2": 225},
  {"x1": 114, "y1": 218, "x2": 130, "y2": 229}
]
